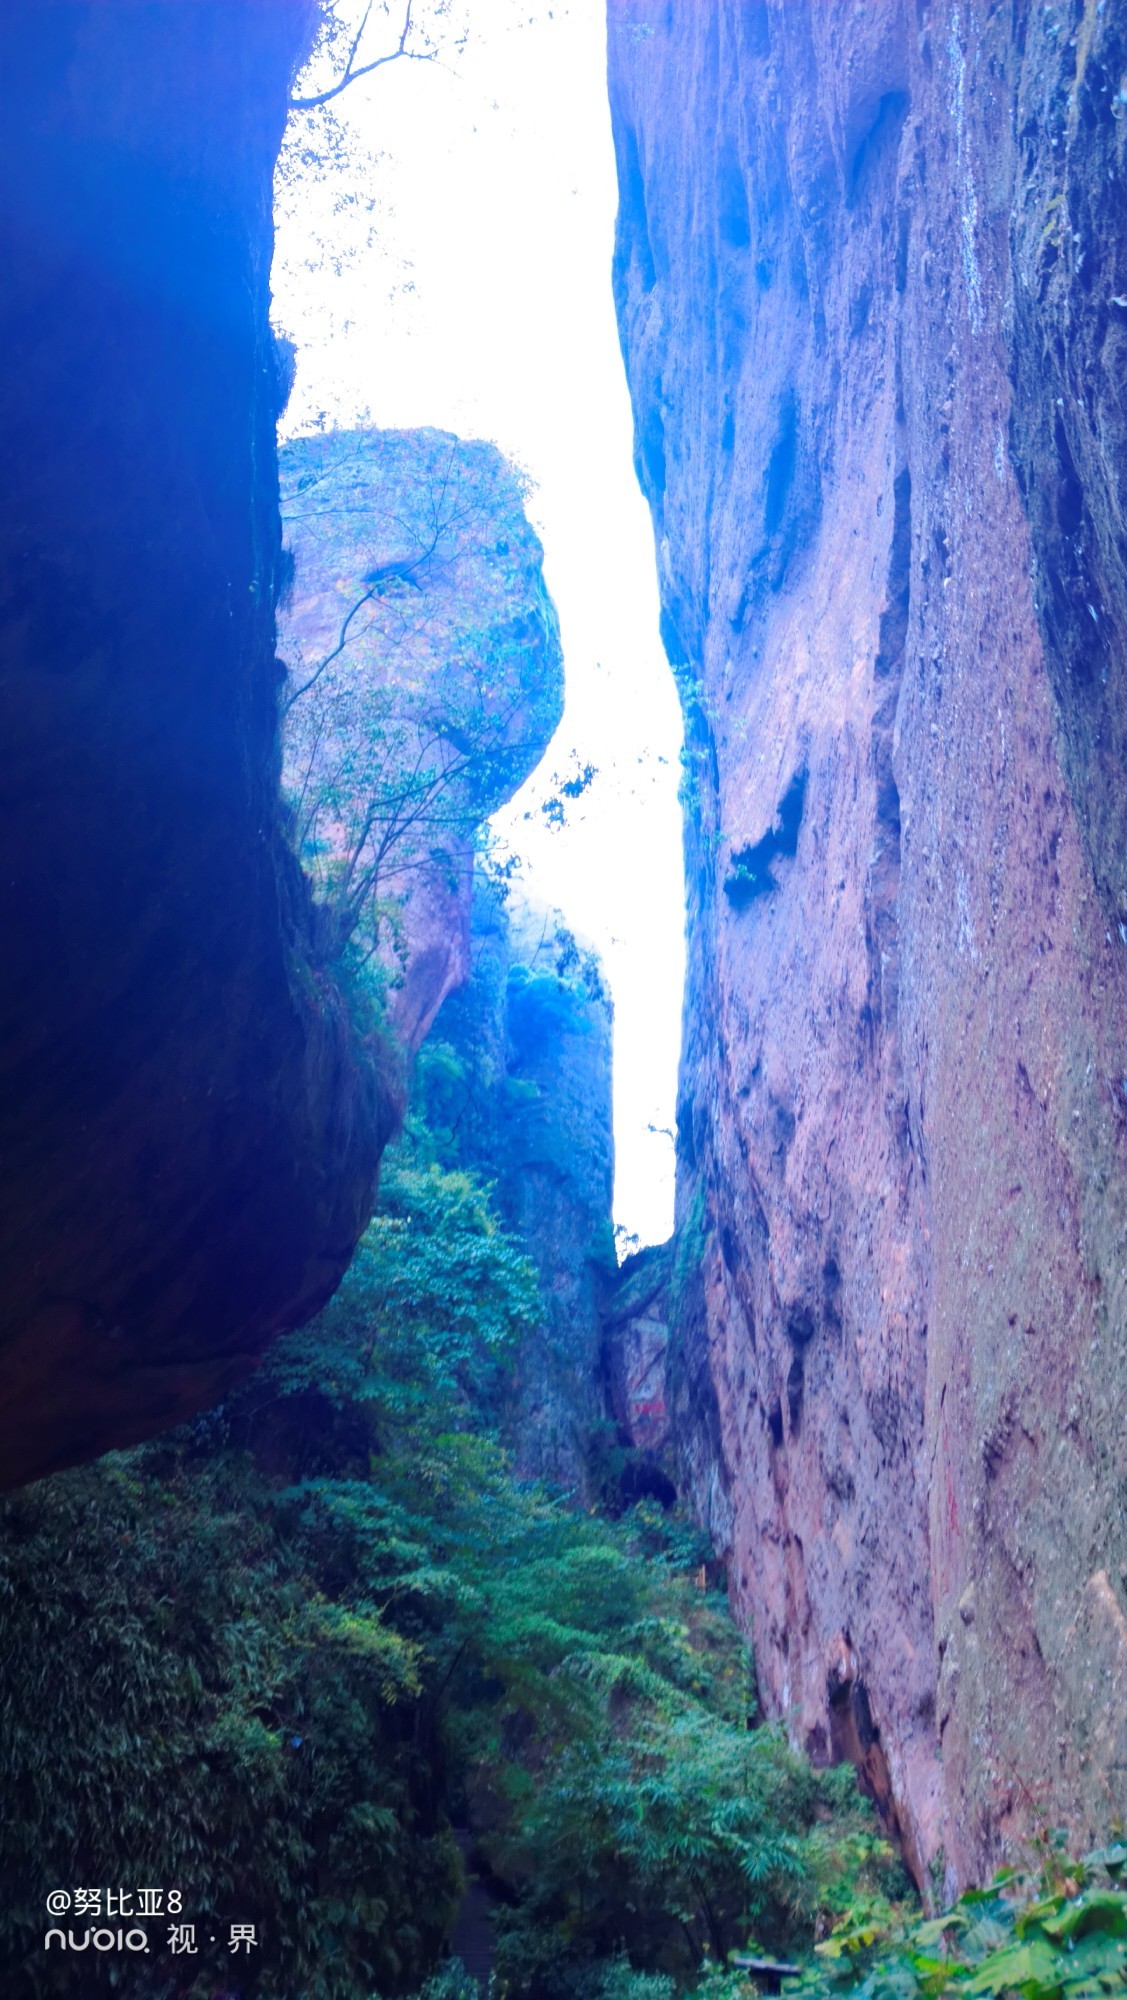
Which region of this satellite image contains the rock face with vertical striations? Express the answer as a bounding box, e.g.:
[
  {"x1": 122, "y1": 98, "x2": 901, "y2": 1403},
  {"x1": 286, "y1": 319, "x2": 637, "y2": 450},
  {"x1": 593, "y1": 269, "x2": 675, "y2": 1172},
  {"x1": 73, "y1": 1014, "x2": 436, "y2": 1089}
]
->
[{"x1": 609, "y1": 0, "x2": 1127, "y2": 1890}]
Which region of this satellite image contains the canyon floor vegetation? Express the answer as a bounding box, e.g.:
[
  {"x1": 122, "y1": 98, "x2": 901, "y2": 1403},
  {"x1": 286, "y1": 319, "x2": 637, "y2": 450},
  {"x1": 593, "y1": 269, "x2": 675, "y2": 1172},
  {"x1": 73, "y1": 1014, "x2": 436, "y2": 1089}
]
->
[
  {"x1": 0, "y1": 1037, "x2": 897, "y2": 2000},
  {"x1": 8, "y1": 1045, "x2": 1125, "y2": 2000}
]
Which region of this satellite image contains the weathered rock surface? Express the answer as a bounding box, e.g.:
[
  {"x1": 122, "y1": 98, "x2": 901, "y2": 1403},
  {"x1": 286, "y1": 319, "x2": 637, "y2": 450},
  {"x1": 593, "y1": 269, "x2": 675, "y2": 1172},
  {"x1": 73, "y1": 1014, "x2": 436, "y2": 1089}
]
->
[
  {"x1": 609, "y1": 0, "x2": 1127, "y2": 1889},
  {"x1": 0, "y1": 2, "x2": 397, "y2": 1489},
  {"x1": 430, "y1": 882, "x2": 617, "y2": 1489},
  {"x1": 279, "y1": 428, "x2": 563, "y2": 1053}
]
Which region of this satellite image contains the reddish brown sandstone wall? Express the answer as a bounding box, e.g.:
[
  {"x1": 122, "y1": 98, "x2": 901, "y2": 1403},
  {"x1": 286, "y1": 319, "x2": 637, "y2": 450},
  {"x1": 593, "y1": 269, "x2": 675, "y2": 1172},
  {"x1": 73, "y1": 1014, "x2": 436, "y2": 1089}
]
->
[{"x1": 609, "y1": 0, "x2": 1127, "y2": 1891}]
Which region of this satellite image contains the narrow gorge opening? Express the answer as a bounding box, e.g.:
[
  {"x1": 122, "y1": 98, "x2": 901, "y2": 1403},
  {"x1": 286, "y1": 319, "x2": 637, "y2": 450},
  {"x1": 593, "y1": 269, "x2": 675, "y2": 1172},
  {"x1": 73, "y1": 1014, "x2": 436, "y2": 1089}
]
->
[
  {"x1": 272, "y1": 0, "x2": 685, "y2": 1259},
  {"x1": 3, "y1": 1, "x2": 1127, "y2": 1995}
]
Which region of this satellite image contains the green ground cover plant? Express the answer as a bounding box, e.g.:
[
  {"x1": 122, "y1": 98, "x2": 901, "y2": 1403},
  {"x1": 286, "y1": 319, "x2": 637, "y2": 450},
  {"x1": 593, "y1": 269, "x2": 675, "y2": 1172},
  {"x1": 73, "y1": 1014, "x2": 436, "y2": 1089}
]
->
[{"x1": 785, "y1": 1841, "x2": 1127, "y2": 2000}]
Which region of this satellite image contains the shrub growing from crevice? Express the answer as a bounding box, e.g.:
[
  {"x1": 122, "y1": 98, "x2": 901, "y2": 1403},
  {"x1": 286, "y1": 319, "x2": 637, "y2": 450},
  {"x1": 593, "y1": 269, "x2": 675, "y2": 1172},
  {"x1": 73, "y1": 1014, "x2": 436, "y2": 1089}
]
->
[{"x1": 724, "y1": 770, "x2": 807, "y2": 908}]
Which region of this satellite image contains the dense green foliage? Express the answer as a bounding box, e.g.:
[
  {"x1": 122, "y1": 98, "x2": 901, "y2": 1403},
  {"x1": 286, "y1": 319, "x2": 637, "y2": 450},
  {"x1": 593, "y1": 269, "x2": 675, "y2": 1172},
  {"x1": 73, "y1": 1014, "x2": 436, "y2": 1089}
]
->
[
  {"x1": 420, "y1": 1844, "x2": 1127, "y2": 2000},
  {"x1": 0, "y1": 1101, "x2": 893, "y2": 1999},
  {"x1": 0, "y1": 1446, "x2": 456, "y2": 1998},
  {"x1": 268, "y1": 1155, "x2": 540, "y2": 1437},
  {"x1": 788, "y1": 1843, "x2": 1127, "y2": 2000}
]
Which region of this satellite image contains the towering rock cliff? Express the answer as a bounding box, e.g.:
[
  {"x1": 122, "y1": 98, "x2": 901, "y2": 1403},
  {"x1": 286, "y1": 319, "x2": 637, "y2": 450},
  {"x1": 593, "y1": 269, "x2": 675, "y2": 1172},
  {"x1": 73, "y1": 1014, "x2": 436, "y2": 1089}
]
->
[
  {"x1": 0, "y1": 1, "x2": 392, "y2": 1489},
  {"x1": 278, "y1": 427, "x2": 564, "y2": 1054},
  {"x1": 609, "y1": 0, "x2": 1127, "y2": 1890},
  {"x1": 0, "y1": 7, "x2": 564, "y2": 1494},
  {"x1": 428, "y1": 883, "x2": 617, "y2": 1488}
]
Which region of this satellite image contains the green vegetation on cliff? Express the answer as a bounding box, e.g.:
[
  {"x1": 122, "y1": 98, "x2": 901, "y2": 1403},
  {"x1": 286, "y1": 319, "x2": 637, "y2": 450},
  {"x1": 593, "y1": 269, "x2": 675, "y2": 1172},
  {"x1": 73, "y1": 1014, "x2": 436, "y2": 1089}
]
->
[{"x1": 0, "y1": 1059, "x2": 893, "y2": 2000}]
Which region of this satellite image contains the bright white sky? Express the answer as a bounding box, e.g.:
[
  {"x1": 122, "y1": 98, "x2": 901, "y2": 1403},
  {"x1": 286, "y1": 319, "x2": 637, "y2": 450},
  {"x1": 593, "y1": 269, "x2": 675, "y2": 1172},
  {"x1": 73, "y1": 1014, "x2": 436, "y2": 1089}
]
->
[{"x1": 272, "y1": 0, "x2": 684, "y2": 1247}]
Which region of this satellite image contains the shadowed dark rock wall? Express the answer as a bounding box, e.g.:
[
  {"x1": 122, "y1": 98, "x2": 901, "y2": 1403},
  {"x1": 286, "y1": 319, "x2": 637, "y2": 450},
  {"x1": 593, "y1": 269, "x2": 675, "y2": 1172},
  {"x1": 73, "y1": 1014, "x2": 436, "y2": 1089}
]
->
[
  {"x1": 609, "y1": 0, "x2": 1127, "y2": 1890},
  {"x1": 0, "y1": 2, "x2": 398, "y2": 1487}
]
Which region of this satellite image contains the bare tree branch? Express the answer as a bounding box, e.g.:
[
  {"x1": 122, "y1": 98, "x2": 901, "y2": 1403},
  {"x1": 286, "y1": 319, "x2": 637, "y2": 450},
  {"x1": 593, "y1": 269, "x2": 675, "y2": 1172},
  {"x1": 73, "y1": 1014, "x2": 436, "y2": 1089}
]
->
[
  {"x1": 293, "y1": 709, "x2": 327, "y2": 836},
  {"x1": 281, "y1": 585, "x2": 377, "y2": 715},
  {"x1": 290, "y1": 1, "x2": 431, "y2": 112},
  {"x1": 283, "y1": 440, "x2": 461, "y2": 718}
]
